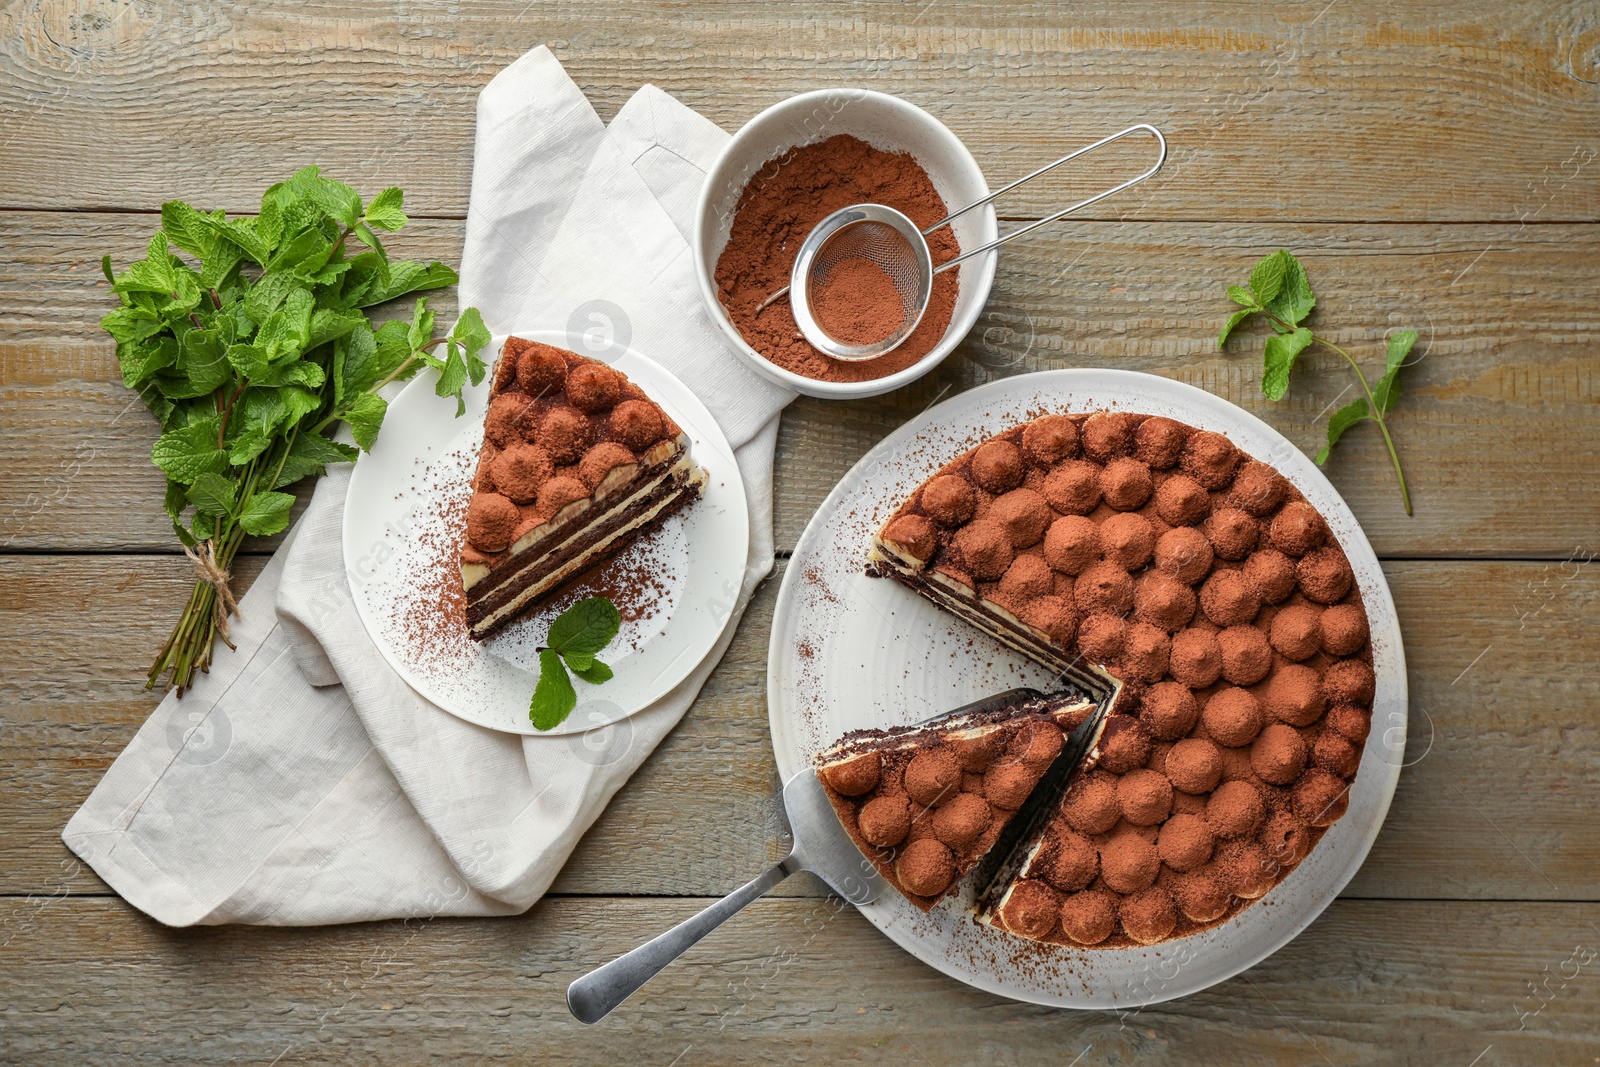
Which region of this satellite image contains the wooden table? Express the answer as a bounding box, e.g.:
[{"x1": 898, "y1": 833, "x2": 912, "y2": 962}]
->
[{"x1": 3, "y1": 2, "x2": 1598, "y2": 1062}]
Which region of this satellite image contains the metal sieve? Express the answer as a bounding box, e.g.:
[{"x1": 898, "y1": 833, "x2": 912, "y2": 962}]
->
[{"x1": 763, "y1": 123, "x2": 1168, "y2": 361}]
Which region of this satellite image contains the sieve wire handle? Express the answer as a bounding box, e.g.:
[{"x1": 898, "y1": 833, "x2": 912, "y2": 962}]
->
[{"x1": 927, "y1": 123, "x2": 1167, "y2": 275}]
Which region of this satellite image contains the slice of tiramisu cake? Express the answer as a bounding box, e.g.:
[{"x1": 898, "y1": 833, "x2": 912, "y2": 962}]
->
[
  {"x1": 460, "y1": 337, "x2": 706, "y2": 640},
  {"x1": 813, "y1": 690, "x2": 1102, "y2": 910}
]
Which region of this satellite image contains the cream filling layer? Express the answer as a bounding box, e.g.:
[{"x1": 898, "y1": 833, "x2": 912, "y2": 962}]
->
[
  {"x1": 870, "y1": 537, "x2": 1122, "y2": 701},
  {"x1": 815, "y1": 703, "x2": 1093, "y2": 769},
  {"x1": 471, "y1": 463, "x2": 704, "y2": 634},
  {"x1": 467, "y1": 451, "x2": 691, "y2": 599}
]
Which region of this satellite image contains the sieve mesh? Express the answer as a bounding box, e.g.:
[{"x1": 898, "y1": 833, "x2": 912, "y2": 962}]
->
[{"x1": 807, "y1": 219, "x2": 927, "y2": 334}]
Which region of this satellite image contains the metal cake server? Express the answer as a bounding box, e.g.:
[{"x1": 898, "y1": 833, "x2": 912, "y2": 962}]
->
[
  {"x1": 565, "y1": 686, "x2": 1112, "y2": 1023},
  {"x1": 566, "y1": 764, "x2": 887, "y2": 1024}
]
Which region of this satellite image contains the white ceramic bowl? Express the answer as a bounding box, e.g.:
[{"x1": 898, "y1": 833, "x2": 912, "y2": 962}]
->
[{"x1": 693, "y1": 89, "x2": 998, "y2": 400}]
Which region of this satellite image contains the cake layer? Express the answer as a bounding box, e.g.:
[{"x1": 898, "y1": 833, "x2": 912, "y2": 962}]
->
[
  {"x1": 466, "y1": 437, "x2": 692, "y2": 600},
  {"x1": 466, "y1": 461, "x2": 704, "y2": 639},
  {"x1": 869, "y1": 539, "x2": 1122, "y2": 704}
]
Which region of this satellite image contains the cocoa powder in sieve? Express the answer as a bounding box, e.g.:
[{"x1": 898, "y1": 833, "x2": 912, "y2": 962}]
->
[
  {"x1": 812, "y1": 258, "x2": 903, "y2": 347},
  {"x1": 714, "y1": 135, "x2": 961, "y2": 383}
]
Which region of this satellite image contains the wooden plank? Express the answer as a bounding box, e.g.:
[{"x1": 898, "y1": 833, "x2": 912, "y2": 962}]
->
[
  {"x1": 1, "y1": 2, "x2": 1596, "y2": 222},
  {"x1": 0, "y1": 895, "x2": 1596, "y2": 1064},
  {"x1": 3, "y1": 555, "x2": 1597, "y2": 903},
  {"x1": 3, "y1": 212, "x2": 1595, "y2": 556}
]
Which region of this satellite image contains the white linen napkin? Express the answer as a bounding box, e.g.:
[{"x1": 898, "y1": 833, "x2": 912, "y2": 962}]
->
[{"x1": 63, "y1": 47, "x2": 795, "y2": 925}]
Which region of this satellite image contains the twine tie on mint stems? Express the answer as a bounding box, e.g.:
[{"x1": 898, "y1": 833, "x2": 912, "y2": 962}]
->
[
  {"x1": 765, "y1": 124, "x2": 1167, "y2": 360},
  {"x1": 184, "y1": 541, "x2": 240, "y2": 645}
]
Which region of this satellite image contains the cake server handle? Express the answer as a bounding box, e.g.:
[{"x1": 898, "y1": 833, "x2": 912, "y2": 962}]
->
[{"x1": 566, "y1": 853, "x2": 799, "y2": 1024}]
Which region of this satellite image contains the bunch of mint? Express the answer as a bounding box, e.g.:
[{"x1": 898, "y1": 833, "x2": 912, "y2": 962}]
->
[
  {"x1": 100, "y1": 167, "x2": 491, "y2": 693},
  {"x1": 1219, "y1": 249, "x2": 1416, "y2": 514},
  {"x1": 531, "y1": 598, "x2": 622, "y2": 730}
]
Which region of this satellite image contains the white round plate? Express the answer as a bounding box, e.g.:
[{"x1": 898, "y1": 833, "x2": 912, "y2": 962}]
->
[
  {"x1": 346, "y1": 332, "x2": 749, "y2": 736},
  {"x1": 767, "y1": 369, "x2": 1406, "y2": 1008}
]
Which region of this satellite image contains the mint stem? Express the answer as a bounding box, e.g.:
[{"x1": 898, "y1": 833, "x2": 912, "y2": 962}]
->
[
  {"x1": 1264, "y1": 311, "x2": 1413, "y2": 515},
  {"x1": 361, "y1": 337, "x2": 450, "y2": 398}
]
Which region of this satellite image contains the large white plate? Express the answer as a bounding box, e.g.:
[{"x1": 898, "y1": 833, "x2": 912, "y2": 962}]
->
[
  {"x1": 346, "y1": 332, "x2": 749, "y2": 736},
  {"x1": 767, "y1": 369, "x2": 1406, "y2": 1008}
]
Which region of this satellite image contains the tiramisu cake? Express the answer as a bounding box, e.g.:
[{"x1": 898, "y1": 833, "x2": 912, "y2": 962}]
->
[
  {"x1": 814, "y1": 690, "x2": 1102, "y2": 910},
  {"x1": 850, "y1": 410, "x2": 1374, "y2": 948},
  {"x1": 460, "y1": 338, "x2": 706, "y2": 639}
]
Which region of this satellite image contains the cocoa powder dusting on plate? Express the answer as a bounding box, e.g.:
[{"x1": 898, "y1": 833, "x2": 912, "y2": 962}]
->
[
  {"x1": 391, "y1": 447, "x2": 477, "y2": 682},
  {"x1": 714, "y1": 134, "x2": 961, "y2": 383}
]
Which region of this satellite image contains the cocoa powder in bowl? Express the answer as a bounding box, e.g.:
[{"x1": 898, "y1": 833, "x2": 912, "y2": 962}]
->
[{"x1": 714, "y1": 134, "x2": 961, "y2": 383}]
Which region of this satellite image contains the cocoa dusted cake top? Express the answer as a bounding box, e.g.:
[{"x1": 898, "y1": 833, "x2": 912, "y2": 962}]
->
[
  {"x1": 463, "y1": 338, "x2": 684, "y2": 567},
  {"x1": 871, "y1": 410, "x2": 1375, "y2": 948}
]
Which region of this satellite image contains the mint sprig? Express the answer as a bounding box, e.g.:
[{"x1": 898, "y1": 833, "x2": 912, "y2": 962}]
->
[
  {"x1": 530, "y1": 597, "x2": 622, "y2": 730},
  {"x1": 100, "y1": 166, "x2": 492, "y2": 693},
  {"x1": 1219, "y1": 249, "x2": 1416, "y2": 515}
]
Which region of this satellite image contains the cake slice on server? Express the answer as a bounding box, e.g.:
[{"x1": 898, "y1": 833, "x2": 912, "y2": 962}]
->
[
  {"x1": 460, "y1": 337, "x2": 706, "y2": 640},
  {"x1": 813, "y1": 690, "x2": 1101, "y2": 911}
]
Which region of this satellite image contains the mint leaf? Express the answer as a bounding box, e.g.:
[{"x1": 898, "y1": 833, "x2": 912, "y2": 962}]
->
[
  {"x1": 363, "y1": 187, "x2": 408, "y2": 231},
  {"x1": 268, "y1": 225, "x2": 336, "y2": 280},
  {"x1": 1248, "y1": 250, "x2": 1290, "y2": 307},
  {"x1": 1373, "y1": 330, "x2": 1416, "y2": 415},
  {"x1": 114, "y1": 334, "x2": 178, "y2": 386},
  {"x1": 530, "y1": 648, "x2": 578, "y2": 730},
  {"x1": 152, "y1": 419, "x2": 228, "y2": 483},
  {"x1": 308, "y1": 308, "x2": 366, "y2": 350},
  {"x1": 1316, "y1": 398, "x2": 1371, "y2": 465},
  {"x1": 1262, "y1": 252, "x2": 1316, "y2": 329},
  {"x1": 185, "y1": 472, "x2": 237, "y2": 518},
  {"x1": 434, "y1": 341, "x2": 468, "y2": 416},
  {"x1": 225, "y1": 344, "x2": 325, "y2": 389},
  {"x1": 1219, "y1": 252, "x2": 1410, "y2": 511},
  {"x1": 200, "y1": 214, "x2": 273, "y2": 266},
  {"x1": 274, "y1": 432, "x2": 358, "y2": 489},
  {"x1": 371, "y1": 319, "x2": 414, "y2": 377},
  {"x1": 237, "y1": 490, "x2": 295, "y2": 536},
  {"x1": 572, "y1": 659, "x2": 614, "y2": 685},
  {"x1": 281, "y1": 167, "x2": 361, "y2": 228},
  {"x1": 351, "y1": 222, "x2": 388, "y2": 263},
  {"x1": 255, "y1": 195, "x2": 286, "y2": 250},
  {"x1": 450, "y1": 307, "x2": 492, "y2": 386},
  {"x1": 1261, "y1": 327, "x2": 1314, "y2": 401},
  {"x1": 1218, "y1": 307, "x2": 1253, "y2": 349},
  {"x1": 343, "y1": 392, "x2": 388, "y2": 451},
  {"x1": 547, "y1": 597, "x2": 622, "y2": 658},
  {"x1": 180, "y1": 326, "x2": 233, "y2": 394},
  {"x1": 334, "y1": 322, "x2": 379, "y2": 402},
  {"x1": 407, "y1": 297, "x2": 435, "y2": 351},
  {"x1": 241, "y1": 270, "x2": 300, "y2": 324},
  {"x1": 347, "y1": 260, "x2": 457, "y2": 308},
  {"x1": 160, "y1": 201, "x2": 218, "y2": 262}
]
